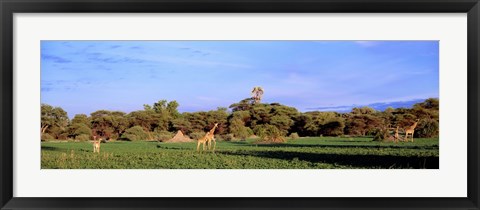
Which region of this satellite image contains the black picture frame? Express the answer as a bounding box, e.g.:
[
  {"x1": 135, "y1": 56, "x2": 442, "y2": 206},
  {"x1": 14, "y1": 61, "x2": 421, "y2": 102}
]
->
[{"x1": 1, "y1": 0, "x2": 479, "y2": 209}]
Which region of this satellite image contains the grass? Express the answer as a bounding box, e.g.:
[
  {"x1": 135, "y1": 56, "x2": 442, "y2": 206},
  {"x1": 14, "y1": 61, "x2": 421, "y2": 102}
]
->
[{"x1": 41, "y1": 137, "x2": 439, "y2": 169}]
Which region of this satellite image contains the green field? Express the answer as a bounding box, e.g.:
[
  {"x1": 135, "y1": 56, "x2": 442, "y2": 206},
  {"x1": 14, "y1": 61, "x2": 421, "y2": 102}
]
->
[{"x1": 41, "y1": 137, "x2": 439, "y2": 169}]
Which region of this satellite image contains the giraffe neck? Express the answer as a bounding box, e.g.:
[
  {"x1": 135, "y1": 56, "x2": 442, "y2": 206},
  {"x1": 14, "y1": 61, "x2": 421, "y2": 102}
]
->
[
  {"x1": 209, "y1": 125, "x2": 217, "y2": 135},
  {"x1": 411, "y1": 122, "x2": 418, "y2": 129}
]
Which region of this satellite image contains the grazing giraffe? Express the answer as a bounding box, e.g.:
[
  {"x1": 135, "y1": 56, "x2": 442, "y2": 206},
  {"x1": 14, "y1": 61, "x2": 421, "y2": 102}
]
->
[
  {"x1": 93, "y1": 136, "x2": 101, "y2": 153},
  {"x1": 404, "y1": 119, "x2": 420, "y2": 142},
  {"x1": 206, "y1": 123, "x2": 218, "y2": 152}
]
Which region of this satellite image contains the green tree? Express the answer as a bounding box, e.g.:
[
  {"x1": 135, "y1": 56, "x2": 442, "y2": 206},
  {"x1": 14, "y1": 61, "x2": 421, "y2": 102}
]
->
[
  {"x1": 251, "y1": 86, "x2": 264, "y2": 104},
  {"x1": 41, "y1": 104, "x2": 69, "y2": 138},
  {"x1": 71, "y1": 114, "x2": 90, "y2": 126},
  {"x1": 229, "y1": 118, "x2": 252, "y2": 140},
  {"x1": 171, "y1": 117, "x2": 192, "y2": 134},
  {"x1": 121, "y1": 126, "x2": 148, "y2": 141},
  {"x1": 91, "y1": 110, "x2": 127, "y2": 140}
]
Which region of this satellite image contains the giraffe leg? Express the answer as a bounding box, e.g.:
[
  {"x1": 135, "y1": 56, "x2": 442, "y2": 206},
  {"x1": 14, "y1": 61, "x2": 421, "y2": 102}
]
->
[
  {"x1": 411, "y1": 131, "x2": 414, "y2": 142},
  {"x1": 213, "y1": 138, "x2": 216, "y2": 152},
  {"x1": 197, "y1": 141, "x2": 201, "y2": 151}
]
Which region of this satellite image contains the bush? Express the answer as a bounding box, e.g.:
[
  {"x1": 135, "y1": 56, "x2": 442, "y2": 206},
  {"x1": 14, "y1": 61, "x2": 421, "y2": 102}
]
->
[
  {"x1": 229, "y1": 118, "x2": 253, "y2": 140},
  {"x1": 73, "y1": 123, "x2": 92, "y2": 136},
  {"x1": 57, "y1": 133, "x2": 69, "y2": 140},
  {"x1": 153, "y1": 130, "x2": 174, "y2": 142},
  {"x1": 253, "y1": 124, "x2": 286, "y2": 143},
  {"x1": 222, "y1": 133, "x2": 235, "y2": 141},
  {"x1": 289, "y1": 132, "x2": 300, "y2": 139},
  {"x1": 108, "y1": 133, "x2": 119, "y2": 141},
  {"x1": 372, "y1": 128, "x2": 388, "y2": 141},
  {"x1": 189, "y1": 131, "x2": 206, "y2": 140},
  {"x1": 416, "y1": 119, "x2": 439, "y2": 138},
  {"x1": 121, "y1": 126, "x2": 148, "y2": 141},
  {"x1": 41, "y1": 133, "x2": 54, "y2": 141},
  {"x1": 75, "y1": 134, "x2": 90, "y2": 141}
]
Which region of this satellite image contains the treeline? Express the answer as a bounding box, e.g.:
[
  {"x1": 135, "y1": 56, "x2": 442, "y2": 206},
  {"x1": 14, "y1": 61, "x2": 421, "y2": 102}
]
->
[{"x1": 41, "y1": 98, "x2": 439, "y2": 142}]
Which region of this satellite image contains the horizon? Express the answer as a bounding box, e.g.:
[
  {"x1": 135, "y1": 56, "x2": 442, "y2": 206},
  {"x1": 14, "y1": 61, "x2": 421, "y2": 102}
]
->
[{"x1": 41, "y1": 41, "x2": 439, "y2": 118}]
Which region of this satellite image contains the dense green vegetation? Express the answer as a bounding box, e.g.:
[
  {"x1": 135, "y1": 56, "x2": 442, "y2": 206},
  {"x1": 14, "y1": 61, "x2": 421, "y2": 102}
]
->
[
  {"x1": 41, "y1": 89, "x2": 439, "y2": 169},
  {"x1": 41, "y1": 97, "x2": 439, "y2": 142},
  {"x1": 41, "y1": 137, "x2": 439, "y2": 169}
]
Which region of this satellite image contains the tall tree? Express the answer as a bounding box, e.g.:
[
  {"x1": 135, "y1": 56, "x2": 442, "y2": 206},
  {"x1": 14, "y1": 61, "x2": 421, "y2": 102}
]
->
[
  {"x1": 41, "y1": 104, "x2": 69, "y2": 136},
  {"x1": 251, "y1": 86, "x2": 264, "y2": 104}
]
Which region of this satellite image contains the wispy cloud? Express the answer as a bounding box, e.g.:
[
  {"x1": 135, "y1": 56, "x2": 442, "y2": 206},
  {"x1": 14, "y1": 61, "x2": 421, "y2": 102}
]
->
[
  {"x1": 41, "y1": 54, "x2": 71, "y2": 63},
  {"x1": 40, "y1": 40, "x2": 439, "y2": 117}
]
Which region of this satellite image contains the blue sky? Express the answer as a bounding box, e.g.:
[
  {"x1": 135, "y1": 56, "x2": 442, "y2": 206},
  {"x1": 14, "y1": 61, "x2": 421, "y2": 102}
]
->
[{"x1": 41, "y1": 41, "x2": 439, "y2": 118}]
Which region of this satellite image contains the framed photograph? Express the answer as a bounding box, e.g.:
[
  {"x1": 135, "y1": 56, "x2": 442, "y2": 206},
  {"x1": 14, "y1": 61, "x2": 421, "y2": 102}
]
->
[{"x1": 1, "y1": 0, "x2": 479, "y2": 209}]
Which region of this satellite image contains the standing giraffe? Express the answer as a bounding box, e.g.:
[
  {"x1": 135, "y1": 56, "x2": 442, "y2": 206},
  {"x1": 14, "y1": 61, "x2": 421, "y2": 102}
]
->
[
  {"x1": 196, "y1": 123, "x2": 218, "y2": 152},
  {"x1": 196, "y1": 135, "x2": 209, "y2": 152},
  {"x1": 93, "y1": 135, "x2": 101, "y2": 153},
  {"x1": 394, "y1": 126, "x2": 400, "y2": 143},
  {"x1": 404, "y1": 119, "x2": 420, "y2": 142},
  {"x1": 206, "y1": 123, "x2": 218, "y2": 151}
]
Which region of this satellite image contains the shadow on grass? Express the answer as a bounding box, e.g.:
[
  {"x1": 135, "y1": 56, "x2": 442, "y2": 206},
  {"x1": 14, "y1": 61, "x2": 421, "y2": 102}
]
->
[
  {"x1": 239, "y1": 143, "x2": 438, "y2": 150},
  {"x1": 41, "y1": 145, "x2": 68, "y2": 152},
  {"x1": 217, "y1": 150, "x2": 439, "y2": 169}
]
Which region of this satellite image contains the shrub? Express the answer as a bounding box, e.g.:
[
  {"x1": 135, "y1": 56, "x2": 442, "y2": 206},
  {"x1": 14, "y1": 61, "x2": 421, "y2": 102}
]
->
[
  {"x1": 222, "y1": 133, "x2": 235, "y2": 141},
  {"x1": 41, "y1": 133, "x2": 54, "y2": 141},
  {"x1": 253, "y1": 124, "x2": 286, "y2": 143},
  {"x1": 372, "y1": 128, "x2": 388, "y2": 141},
  {"x1": 73, "y1": 123, "x2": 92, "y2": 136},
  {"x1": 416, "y1": 119, "x2": 439, "y2": 138},
  {"x1": 108, "y1": 133, "x2": 119, "y2": 141},
  {"x1": 189, "y1": 131, "x2": 206, "y2": 140},
  {"x1": 289, "y1": 132, "x2": 300, "y2": 139},
  {"x1": 229, "y1": 118, "x2": 253, "y2": 140},
  {"x1": 121, "y1": 126, "x2": 148, "y2": 141},
  {"x1": 75, "y1": 134, "x2": 90, "y2": 141},
  {"x1": 57, "y1": 133, "x2": 69, "y2": 140},
  {"x1": 153, "y1": 130, "x2": 174, "y2": 142}
]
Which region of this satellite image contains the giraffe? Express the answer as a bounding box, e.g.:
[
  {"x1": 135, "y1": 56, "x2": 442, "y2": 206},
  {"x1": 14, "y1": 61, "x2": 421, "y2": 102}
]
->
[
  {"x1": 206, "y1": 123, "x2": 218, "y2": 151},
  {"x1": 196, "y1": 134, "x2": 209, "y2": 152},
  {"x1": 196, "y1": 123, "x2": 218, "y2": 152},
  {"x1": 93, "y1": 135, "x2": 101, "y2": 153},
  {"x1": 394, "y1": 126, "x2": 400, "y2": 143},
  {"x1": 404, "y1": 119, "x2": 420, "y2": 142}
]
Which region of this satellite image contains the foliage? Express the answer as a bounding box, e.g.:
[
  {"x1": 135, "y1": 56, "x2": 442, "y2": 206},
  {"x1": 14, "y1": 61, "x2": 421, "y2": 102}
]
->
[
  {"x1": 40, "y1": 98, "x2": 439, "y2": 141},
  {"x1": 153, "y1": 130, "x2": 174, "y2": 142},
  {"x1": 71, "y1": 123, "x2": 92, "y2": 137},
  {"x1": 228, "y1": 118, "x2": 251, "y2": 140},
  {"x1": 289, "y1": 132, "x2": 300, "y2": 139},
  {"x1": 41, "y1": 133, "x2": 54, "y2": 141},
  {"x1": 416, "y1": 118, "x2": 439, "y2": 138},
  {"x1": 222, "y1": 133, "x2": 235, "y2": 141},
  {"x1": 121, "y1": 126, "x2": 148, "y2": 141},
  {"x1": 253, "y1": 124, "x2": 286, "y2": 143},
  {"x1": 71, "y1": 114, "x2": 90, "y2": 126},
  {"x1": 41, "y1": 104, "x2": 69, "y2": 138},
  {"x1": 75, "y1": 134, "x2": 91, "y2": 141},
  {"x1": 372, "y1": 128, "x2": 389, "y2": 141},
  {"x1": 189, "y1": 131, "x2": 206, "y2": 140}
]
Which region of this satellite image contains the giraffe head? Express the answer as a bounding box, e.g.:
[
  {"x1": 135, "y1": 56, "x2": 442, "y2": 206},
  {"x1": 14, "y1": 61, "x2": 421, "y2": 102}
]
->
[{"x1": 213, "y1": 123, "x2": 218, "y2": 128}]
